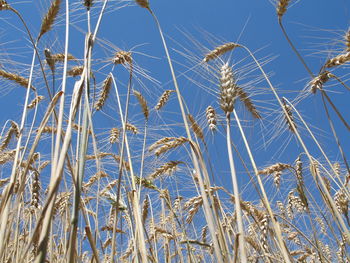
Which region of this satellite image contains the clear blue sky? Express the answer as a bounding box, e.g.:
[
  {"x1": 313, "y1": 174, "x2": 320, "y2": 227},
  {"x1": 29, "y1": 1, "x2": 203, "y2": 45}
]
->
[{"x1": 0, "y1": 0, "x2": 349, "y2": 193}]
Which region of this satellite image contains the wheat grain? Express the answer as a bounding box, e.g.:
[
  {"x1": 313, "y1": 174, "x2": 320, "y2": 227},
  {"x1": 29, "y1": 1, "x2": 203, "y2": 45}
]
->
[
  {"x1": 155, "y1": 90, "x2": 174, "y2": 111},
  {"x1": 38, "y1": 0, "x2": 61, "y2": 40},
  {"x1": 203, "y1": 42, "x2": 239, "y2": 63},
  {"x1": 95, "y1": 75, "x2": 112, "y2": 110}
]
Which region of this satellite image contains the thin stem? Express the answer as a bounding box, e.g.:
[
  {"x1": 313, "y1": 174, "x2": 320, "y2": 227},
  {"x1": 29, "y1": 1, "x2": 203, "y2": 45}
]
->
[
  {"x1": 225, "y1": 114, "x2": 247, "y2": 263},
  {"x1": 147, "y1": 8, "x2": 225, "y2": 262}
]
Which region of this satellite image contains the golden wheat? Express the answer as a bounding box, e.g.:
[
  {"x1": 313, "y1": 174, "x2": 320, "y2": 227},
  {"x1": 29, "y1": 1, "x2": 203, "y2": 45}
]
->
[
  {"x1": 38, "y1": 0, "x2": 61, "y2": 40},
  {"x1": 203, "y1": 42, "x2": 239, "y2": 63}
]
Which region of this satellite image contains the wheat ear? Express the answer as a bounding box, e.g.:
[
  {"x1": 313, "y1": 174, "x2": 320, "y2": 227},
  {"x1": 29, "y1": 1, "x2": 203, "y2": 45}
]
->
[
  {"x1": 27, "y1": 96, "x2": 44, "y2": 109},
  {"x1": 203, "y1": 42, "x2": 239, "y2": 63},
  {"x1": 67, "y1": 66, "x2": 84, "y2": 77},
  {"x1": 84, "y1": 0, "x2": 93, "y2": 10},
  {"x1": 0, "y1": 1, "x2": 10, "y2": 10},
  {"x1": 148, "y1": 161, "x2": 184, "y2": 179},
  {"x1": 135, "y1": 0, "x2": 149, "y2": 9},
  {"x1": 0, "y1": 70, "x2": 35, "y2": 90},
  {"x1": 237, "y1": 87, "x2": 261, "y2": 119},
  {"x1": 187, "y1": 114, "x2": 205, "y2": 144},
  {"x1": 325, "y1": 52, "x2": 350, "y2": 68},
  {"x1": 133, "y1": 90, "x2": 149, "y2": 120},
  {"x1": 38, "y1": 0, "x2": 61, "y2": 40},
  {"x1": 155, "y1": 90, "x2": 174, "y2": 110},
  {"x1": 205, "y1": 106, "x2": 217, "y2": 131},
  {"x1": 95, "y1": 75, "x2": 112, "y2": 110},
  {"x1": 277, "y1": 0, "x2": 290, "y2": 18}
]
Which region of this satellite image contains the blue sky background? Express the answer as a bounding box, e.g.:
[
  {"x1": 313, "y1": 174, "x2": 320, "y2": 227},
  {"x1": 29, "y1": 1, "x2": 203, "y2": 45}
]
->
[{"x1": 0, "y1": 0, "x2": 349, "y2": 201}]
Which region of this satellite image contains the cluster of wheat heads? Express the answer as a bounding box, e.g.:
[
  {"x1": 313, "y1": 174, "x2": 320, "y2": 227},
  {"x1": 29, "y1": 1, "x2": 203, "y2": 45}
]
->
[{"x1": 0, "y1": 0, "x2": 348, "y2": 262}]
